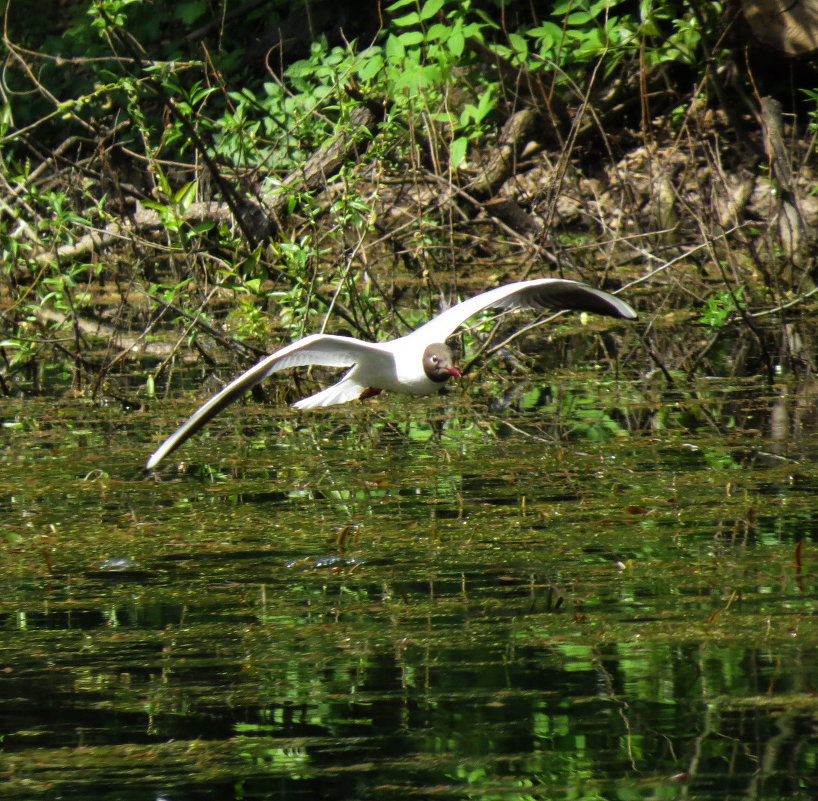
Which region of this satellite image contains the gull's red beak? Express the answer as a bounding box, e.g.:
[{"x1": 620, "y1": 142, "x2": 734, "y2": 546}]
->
[{"x1": 447, "y1": 366, "x2": 463, "y2": 379}]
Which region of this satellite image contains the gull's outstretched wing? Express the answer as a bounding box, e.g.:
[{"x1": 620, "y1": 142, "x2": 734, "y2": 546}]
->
[
  {"x1": 408, "y1": 278, "x2": 637, "y2": 344},
  {"x1": 146, "y1": 334, "x2": 390, "y2": 469}
]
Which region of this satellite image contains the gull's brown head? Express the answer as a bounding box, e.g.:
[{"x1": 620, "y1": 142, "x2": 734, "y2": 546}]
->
[{"x1": 423, "y1": 343, "x2": 462, "y2": 383}]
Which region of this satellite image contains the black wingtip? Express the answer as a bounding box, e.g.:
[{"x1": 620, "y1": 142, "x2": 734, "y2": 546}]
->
[{"x1": 543, "y1": 283, "x2": 637, "y2": 320}]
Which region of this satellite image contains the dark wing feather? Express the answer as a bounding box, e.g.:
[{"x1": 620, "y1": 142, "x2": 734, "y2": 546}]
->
[{"x1": 409, "y1": 278, "x2": 636, "y2": 344}]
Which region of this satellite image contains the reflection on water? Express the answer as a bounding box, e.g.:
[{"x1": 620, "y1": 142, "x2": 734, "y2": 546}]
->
[{"x1": 2, "y1": 378, "x2": 818, "y2": 800}]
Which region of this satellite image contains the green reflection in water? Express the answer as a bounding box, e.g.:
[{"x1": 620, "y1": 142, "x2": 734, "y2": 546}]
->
[{"x1": 1, "y1": 379, "x2": 818, "y2": 800}]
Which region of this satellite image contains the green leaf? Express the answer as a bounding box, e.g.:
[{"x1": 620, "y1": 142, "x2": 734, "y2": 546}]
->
[
  {"x1": 393, "y1": 61, "x2": 437, "y2": 93},
  {"x1": 286, "y1": 60, "x2": 315, "y2": 79},
  {"x1": 450, "y1": 136, "x2": 468, "y2": 168},
  {"x1": 419, "y1": 0, "x2": 445, "y2": 20},
  {"x1": 175, "y1": 0, "x2": 207, "y2": 25},
  {"x1": 358, "y1": 54, "x2": 385, "y2": 81},
  {"x1": 426, "y1": 22, "x2": 449, "y2": 41},
  {"x1": 141, "y1": 200, "x2": 169, "y2": 213},
  {"x1": 475, "y1": 86, "x2": 495, "y2": 119},
  {"x1": 398, "y1": 30, "x2": 425, "y2": 46},
  {"x1": 529, "y1": 21, "x2": 564, "y2": 48},
  {"x1": 432, "y1": 109, "x2": 458, "y2": 124},
  {"x1": 385, "y1": 33, "x2": 406, "y2": 59},
  {"x1": 173, "y1": 180, "x2": 197, "y2": 210},
  {"x1": 508, "y1": 32, "x2": 528, "y2": 56},
  {"x1": 448, "y1": 25, "x2": 465, "y2": 55},
  {"x1": 188, "y1": 221, "x2": 215, "y2": 235},
  {"x1": 393, "y1": 10, "x2": 421, "y2": 26}
]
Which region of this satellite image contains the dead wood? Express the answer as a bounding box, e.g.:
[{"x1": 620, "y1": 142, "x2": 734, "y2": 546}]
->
[
  {"x1": 465, "y1": 108, "x2": 545, "y2": 236},
  {"x1": 742, "y1": 0, "x2": 818, "y2": 55},
  {"x1": 268, "y1": 104, "x2": 382, "y2": 220},
  {"x1": 29, "y1": 202, "x2": 236, "y2": 266},
  {"x1": 466, "y1": 38, "x2": 569, "y2": 145},
  {"x1": 35, "y1": 306, "x2": 175, "y2": 356},
  {"x1": 759, "y1": 95, "x2": 809, "y2": 265},
  {"x1": 468, "y1": 109, "x2": 545, "y2": 198},
  {"x1": 27, "y1": 104, "x2": 383, "y2": 268}
]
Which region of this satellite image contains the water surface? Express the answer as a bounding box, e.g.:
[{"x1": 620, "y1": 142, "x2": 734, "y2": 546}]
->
[{"x1": 2, "y1": 376, "x2": 818, "y2": 800}]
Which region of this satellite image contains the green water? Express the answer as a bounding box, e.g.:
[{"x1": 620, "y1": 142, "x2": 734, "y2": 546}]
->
[{"x1": 2, "y1": 378, "x2": 818, "y2": 800}]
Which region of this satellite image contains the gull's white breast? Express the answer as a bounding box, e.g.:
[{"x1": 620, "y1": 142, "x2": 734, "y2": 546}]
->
[{"x1": 381, "y1": 334, "x2": 442, "y2": 396}]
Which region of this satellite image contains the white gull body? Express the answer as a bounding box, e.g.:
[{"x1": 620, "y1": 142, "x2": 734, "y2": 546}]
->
[{"x1": 146, "y1": 278, "x2": 637, "y2": 469}]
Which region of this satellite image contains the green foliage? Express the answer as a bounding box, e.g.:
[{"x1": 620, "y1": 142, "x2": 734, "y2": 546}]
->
[
  {"x1": 510, "y1": 382, "x2": 631, "y2": 441},
  {"x1": 0, "y1": 0, "x2": 728, "y2": 175},
  {"x1": 803, "y1": 88, "x2": 818, "y2": 142},
  {"x1": 268, "y1": 239, "x2": 324, "y2": 338},
  {"x1": 0, "y1": 0, "x2": 731, "y2": 162},
  {"x1": 517, "y1": 0, "x2": 719, "y2": 78},
  {"x1": 0, "y1": 0, "x2": 760, "y2": 397},
  {"x1": 380, "y1": 0, "x2": 493, "y2": 167},
  {"x1": 383, "y1": 0, "x2": 483, "y2": 93},
  {"x1": 699, "y1": 286, "x2": 745, "y2": 330}
]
